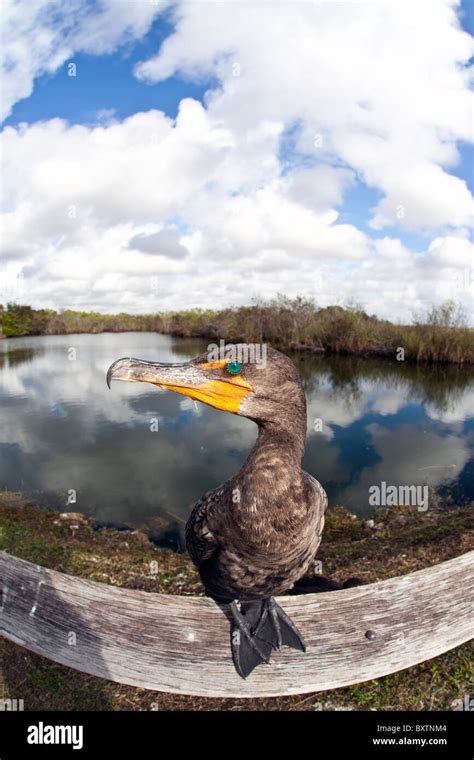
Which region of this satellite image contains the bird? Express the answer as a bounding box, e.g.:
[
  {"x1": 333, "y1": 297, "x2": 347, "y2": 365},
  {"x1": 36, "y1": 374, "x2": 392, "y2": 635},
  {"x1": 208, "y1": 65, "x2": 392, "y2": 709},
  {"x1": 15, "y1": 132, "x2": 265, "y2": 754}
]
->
[{"x1": 107, "y1": 345, "x2": 340, "y2": 678}]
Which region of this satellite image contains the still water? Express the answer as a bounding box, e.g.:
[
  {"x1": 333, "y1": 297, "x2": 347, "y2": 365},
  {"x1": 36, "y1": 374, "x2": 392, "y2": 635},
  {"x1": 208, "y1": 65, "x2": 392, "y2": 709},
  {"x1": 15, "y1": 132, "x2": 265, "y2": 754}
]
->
[{"x1": 0, "y1": 332, "x2": 473, "y2": 547}]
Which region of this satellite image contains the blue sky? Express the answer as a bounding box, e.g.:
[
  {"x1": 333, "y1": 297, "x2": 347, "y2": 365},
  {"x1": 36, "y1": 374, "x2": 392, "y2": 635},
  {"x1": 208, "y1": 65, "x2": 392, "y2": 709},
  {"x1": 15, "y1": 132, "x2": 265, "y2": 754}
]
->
[
  {"x1": 4, "y1": 15, "x2": 214, "y2": 127},
  {"x1": 1, "y1": 0, "x2": 473, "y2": 321}
]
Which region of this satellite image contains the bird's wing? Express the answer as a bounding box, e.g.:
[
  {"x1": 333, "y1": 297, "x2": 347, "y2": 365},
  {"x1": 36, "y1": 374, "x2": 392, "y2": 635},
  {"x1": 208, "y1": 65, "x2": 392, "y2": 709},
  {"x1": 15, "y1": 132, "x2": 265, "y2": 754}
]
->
[
  {"x1": 185, "y1": 484, "x2": 226, "y2": 568},
  {"x1": 304, "y1": 471, "x2": 328, "y2": 531}
]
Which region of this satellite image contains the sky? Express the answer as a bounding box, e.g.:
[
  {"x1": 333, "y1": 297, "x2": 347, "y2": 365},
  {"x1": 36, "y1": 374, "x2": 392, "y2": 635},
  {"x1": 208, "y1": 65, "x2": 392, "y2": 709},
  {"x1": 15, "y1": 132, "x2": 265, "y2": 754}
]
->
[{"x1": 0, "y1": 0, "x2": 473, "y2": 323}]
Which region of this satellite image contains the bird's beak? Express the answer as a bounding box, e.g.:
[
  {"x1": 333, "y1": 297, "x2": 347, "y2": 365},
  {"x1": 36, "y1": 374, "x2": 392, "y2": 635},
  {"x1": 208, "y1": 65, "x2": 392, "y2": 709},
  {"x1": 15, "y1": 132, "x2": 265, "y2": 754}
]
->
[{"x1": 106, "y1": 357, "x2": 253, "y2": 413}]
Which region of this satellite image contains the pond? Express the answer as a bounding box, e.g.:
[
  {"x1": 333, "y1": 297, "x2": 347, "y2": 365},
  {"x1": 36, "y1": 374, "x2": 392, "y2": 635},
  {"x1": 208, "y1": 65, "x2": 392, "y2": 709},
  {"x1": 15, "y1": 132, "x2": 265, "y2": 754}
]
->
[{"x1": 0, "y1": 332, "x2": 473, "y2": 548}]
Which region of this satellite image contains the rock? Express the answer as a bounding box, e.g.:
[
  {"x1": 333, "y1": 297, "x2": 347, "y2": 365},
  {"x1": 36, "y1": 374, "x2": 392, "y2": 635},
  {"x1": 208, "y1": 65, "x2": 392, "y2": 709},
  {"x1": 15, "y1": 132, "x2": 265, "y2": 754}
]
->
[
  {"x1": 59, "y1": 512, "x2": 88, "y2": 523},
  {"x1": 390, "y1": 514, "x2": 413, "y2": 527}
]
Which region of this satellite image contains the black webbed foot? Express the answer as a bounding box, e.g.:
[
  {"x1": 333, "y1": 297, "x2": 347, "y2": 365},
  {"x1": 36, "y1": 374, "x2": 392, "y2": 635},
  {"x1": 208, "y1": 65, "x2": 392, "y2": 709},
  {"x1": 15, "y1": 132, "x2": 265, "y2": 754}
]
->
[
  {"x1": 255, "y1": 597, "x2": 306, "y2": 653},
  {"x1": 227, "y1": 597, "x2": 305, "y2": 679},
  {"x1": 228, "y1": 600, "x2": 273, "y2": 679}
]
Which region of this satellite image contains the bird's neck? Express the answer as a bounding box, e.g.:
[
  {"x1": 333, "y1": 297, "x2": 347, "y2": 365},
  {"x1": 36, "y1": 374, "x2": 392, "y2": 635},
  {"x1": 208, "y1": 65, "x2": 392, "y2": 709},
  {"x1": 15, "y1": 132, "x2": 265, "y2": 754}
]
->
[
  {"x1": 255, "y1": 418, "x2": 307, "y2": 463},
  {"x1": 236, "y1": 411, "x2": 307, "y2": 497}
]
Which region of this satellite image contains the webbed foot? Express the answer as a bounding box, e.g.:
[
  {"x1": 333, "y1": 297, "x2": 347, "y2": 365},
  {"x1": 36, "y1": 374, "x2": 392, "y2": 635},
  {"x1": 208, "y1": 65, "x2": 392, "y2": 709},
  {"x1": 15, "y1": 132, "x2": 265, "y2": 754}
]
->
[
  {"x1": 227, "y1": 597, "x2": 305, "y2": 679},
  {"x1": 228, "y1": 600, "x2": 273, "y2": 679}
]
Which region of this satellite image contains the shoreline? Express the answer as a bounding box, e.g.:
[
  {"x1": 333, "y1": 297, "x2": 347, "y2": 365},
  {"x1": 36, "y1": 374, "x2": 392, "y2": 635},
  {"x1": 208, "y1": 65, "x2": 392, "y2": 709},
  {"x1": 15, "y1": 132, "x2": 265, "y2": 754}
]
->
[
  {"x1": 0, "y1": 492, "x2": 472, "y2": 710},
  {"x1": 2, "y1": 328, "x2": 474, "y2": 367},
  {"x1": 1, "y1": 300, "x2": 473, "y2": 364}
]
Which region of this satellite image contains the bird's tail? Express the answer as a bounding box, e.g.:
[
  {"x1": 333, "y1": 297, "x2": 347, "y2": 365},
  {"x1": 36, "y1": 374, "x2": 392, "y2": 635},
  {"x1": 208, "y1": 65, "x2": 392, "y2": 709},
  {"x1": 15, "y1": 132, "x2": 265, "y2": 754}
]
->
[{"x1": 289, "y1": 574, "x2": 366, "y2": 595}]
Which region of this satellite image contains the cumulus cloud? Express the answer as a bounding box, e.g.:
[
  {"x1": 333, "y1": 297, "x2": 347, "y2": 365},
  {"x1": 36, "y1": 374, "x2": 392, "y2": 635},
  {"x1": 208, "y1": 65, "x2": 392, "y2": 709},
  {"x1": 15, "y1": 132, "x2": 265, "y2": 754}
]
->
[
  {"x1": 0, "y1": 99, "x2": 373, "y2": 312},
  {"x1": 284, "y1": 166, "x2": 356, "y2": 212},
  {"x1": 128, "y1": 229, "x2": 190, "y2": 258},
  {"x1": 0, "y1": 0, "x2": 472, "y2": 319},
  {"x1": 136, "y1": 0, "x2": 474, "y2": 232}
]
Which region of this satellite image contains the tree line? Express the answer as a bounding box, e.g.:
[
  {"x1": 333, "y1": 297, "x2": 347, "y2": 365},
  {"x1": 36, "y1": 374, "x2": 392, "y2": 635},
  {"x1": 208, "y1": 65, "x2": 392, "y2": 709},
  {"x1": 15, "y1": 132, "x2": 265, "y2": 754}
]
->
[{"x1": 0, "y1": 298, "x2": 472, "y2": 364}]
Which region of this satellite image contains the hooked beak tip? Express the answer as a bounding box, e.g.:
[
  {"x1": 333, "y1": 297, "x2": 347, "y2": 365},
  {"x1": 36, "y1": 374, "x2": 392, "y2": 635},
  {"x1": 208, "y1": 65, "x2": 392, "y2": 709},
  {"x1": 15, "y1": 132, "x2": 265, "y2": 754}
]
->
[{"x1": 106, "y1": 358, "x2": 131, "y2": 389}]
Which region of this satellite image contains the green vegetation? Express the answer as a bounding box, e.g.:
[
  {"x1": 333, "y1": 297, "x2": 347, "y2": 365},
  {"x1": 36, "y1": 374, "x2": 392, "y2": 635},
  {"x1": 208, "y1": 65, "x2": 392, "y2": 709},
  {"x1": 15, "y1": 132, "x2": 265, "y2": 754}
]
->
[
  {"x1": 1, "y1": 297, "x2": 473, "y2": 363},
  {"x1": 0, "y1": 303, "x2": 156, "y2": 337},
  {"x1": 0, "y1": 493, "x2": 472, "y2": 711}
]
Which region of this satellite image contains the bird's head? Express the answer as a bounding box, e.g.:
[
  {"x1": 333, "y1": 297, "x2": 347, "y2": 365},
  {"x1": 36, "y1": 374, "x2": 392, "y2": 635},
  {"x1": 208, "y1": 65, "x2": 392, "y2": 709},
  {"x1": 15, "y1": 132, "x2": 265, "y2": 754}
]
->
[{"x1": 106, "y1": 344, "x2": 306, "y2": 425}]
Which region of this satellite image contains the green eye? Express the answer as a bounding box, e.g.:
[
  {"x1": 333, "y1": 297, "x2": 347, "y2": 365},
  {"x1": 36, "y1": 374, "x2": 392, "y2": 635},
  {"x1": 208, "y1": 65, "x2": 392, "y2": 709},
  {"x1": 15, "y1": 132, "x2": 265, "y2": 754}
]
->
[{"x1": 227, "y1": 361, "x2": 242, "y2": 375}]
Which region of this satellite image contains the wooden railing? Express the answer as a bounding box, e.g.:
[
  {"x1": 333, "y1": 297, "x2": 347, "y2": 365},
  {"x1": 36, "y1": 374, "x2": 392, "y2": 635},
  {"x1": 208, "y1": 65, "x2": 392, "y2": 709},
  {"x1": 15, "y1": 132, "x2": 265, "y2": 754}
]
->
[{"x1": 0, "y1": 550, "x2": 472, "y2": 698}]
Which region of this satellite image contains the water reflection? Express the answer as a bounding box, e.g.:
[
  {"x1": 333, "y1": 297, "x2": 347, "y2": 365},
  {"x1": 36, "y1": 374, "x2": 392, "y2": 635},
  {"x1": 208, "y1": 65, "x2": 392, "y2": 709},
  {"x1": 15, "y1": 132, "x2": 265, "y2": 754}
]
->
[
  {"x1": 0, "y1": 333, "x2": 472, "y2": 546},
  {"x1": 299, "y1": 353, "x2": 474, "y2": 512}
]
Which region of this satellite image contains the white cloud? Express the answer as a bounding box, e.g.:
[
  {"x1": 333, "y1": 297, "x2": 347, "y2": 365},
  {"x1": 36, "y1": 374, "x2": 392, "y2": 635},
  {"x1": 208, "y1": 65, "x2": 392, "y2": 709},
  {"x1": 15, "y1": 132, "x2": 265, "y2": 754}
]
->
[
  {"x1": 136, "y1": 0, "x2": 474, "y2": 232},
  {"x1": 425, "y1": 389, "x2": 474, "y2": 423},
  {"x1": 428, "y1": 234, "x2": 474, "y2": 269},
  {"x1": 0, "y1": 0, "x2": 473, "y2": 319},
  {"x1": 128, "y1": 228, "x2": 190, "y2": 258},
  {"x1": 0, "y1": 100, "x2": 373, "y2": 312},
  {"x1": 0, "y1": 0, "x2": 165, "y2": 122},
  {"x1": 284, "y1": 166, "x2": 356, "y2": 212}
]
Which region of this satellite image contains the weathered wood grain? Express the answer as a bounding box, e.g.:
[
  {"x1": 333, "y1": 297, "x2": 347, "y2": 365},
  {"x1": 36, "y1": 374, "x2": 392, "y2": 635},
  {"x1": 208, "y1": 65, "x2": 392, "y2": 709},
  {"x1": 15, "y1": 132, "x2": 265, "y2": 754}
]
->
[{"x1": 0, "y1": 550, "x2": 472, "y2": 697}]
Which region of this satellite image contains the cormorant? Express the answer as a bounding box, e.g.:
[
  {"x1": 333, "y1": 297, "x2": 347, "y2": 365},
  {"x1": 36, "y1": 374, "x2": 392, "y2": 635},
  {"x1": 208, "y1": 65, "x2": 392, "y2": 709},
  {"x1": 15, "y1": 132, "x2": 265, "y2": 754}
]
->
[{"x1": 107, "y1": 346, "x2": 337, "y2": 678}]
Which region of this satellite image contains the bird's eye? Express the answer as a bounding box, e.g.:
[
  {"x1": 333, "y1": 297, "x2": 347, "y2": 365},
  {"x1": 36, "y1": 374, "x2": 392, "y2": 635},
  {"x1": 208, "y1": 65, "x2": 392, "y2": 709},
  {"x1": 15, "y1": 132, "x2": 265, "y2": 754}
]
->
[{"x1": 226, "y1": 361, "x2": 242, "y2": 375}]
